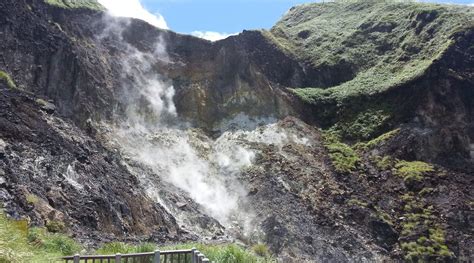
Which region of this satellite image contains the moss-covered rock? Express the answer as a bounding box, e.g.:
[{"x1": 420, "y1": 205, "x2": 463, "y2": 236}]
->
[
  {"x1": 322, "y1": 132, "x2": 360, "y2": 173},
  {"x1": 399, "y1": 194, "x2": 454, "y2": 262},
  {"x1": 395, "y1": 160, "x2": 434, "y2": 183},
  {"x1": 44, "y1": 0, "x2": 104, "y2": 10}
]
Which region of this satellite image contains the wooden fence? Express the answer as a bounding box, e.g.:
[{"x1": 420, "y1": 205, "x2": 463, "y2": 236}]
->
[{"x1": 62, "y1": 248, "x2": 210, "y2": 263}]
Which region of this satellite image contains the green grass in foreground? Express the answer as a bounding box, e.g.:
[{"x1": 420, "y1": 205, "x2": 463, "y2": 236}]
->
[
  {"x1": 96, "y1": 242, "x2": 275, "y2": 263},
  {"x1": 0, "y1": 210, "x2": 273, "y2": 263},
  {"x1": 0, "y1": 211, "x2": 81, "y2": 262}
]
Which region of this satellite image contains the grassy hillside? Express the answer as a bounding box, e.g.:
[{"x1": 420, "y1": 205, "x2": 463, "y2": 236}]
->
[
  {"x1": 0, "y1": 211, "x2": 81, "y2": 262},
  {"x1": 266, "y1": 1, "x2": 473, "y2": 103}
]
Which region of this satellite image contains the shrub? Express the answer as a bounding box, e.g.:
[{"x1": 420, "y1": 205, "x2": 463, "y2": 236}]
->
[
  {"x1": 332, "y1": 110, "x2": 393, "y2": 141},
  {"x1": 401, "y1": 227, "x2": 454, "y2": 262},
  {"x1": 252, "y1": 243, "x2": 270, "y2": 258},
  {"x1": 322, "y1": 131, "x2": 360, "y2": 173},
  {"x1": 45, "y1": 220, "x2": 66, "y2": 233},
  {"x1": 41, "y1": 233, "x2": 81, "y2": 255},
  {"x1": 356, "y1": 129, "x2": 400, "y2": 151},
  {"x1": 395, "y1": 160, "x2": 434, "y2": 182},
  {"x1": 399, "y1": 194, "x2": 454, "y2": 262},
  {"x1": 372, "y1": 155, "x2": 393, "y2": 170}
]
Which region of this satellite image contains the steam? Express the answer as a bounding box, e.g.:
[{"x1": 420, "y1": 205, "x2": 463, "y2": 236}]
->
[
  {"x1": 97, "y1": 15, "x2": 257, "y2": 227},
  {"x1": 96, "y1": 13, "x2": 310, "y2": 237},
  {"x1": 98, "y1": 0, "x2": 168, "y2": 29},
  {"x1": 112, "y1": 127, "x2": 254, "y2": 224}
]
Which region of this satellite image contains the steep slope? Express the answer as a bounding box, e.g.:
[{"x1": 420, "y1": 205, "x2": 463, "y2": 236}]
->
[
  {"x1": 267, "y1": 1, "x2": 474, "y2": 165},
  {"x1": 0, "y1": 0, "x2": 473, "y2": 262},
  {"x1": 0, "y1": 82, "x2": 182, "y2": 243},
  {"x1": 270, "y1": 1, "x2": 472, "y2": 95}
]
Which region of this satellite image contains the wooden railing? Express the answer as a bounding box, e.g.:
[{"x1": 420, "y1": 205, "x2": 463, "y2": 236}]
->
[{"x1": 62, "y1": 248, "x2": 210, "y2": 263}]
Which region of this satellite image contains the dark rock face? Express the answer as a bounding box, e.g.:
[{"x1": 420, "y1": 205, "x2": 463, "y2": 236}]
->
[
  {"x1": 0, "y1": 83, "x2": 182, "y2": 243},
  {"x1": 241, "y1": 118, "x2": 389, "y2": 262},
  {"x1": 412, "y1": 29, "x2": 474, "y2": 165},
  {"x1": 0, "y1": 0, "x2": 117, "y2": 127}
]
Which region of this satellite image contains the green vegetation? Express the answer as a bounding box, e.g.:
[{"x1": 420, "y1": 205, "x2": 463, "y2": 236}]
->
[
  {"x1": 419, "y1": 187, "x2": 435, "y2": 196},
  {"x1": 45, "y1": 220, "x2": 66, "y2": 233},
  {"x1": 157, "y1": 243, "x2": 274, "y2": 263},
  {"x1": 0, "y1": 211, "x2": 81, "y2": 262},
  {"x1": 268, "y1": 1, "x2": 473, "y2": 103},
  {"x1": 44, "y1": 0, "x2": 104, "y2": 10},
  {"x1": 399, "y1": 194, "x2": 454, "y2": 262},
  {"x1": 25, "y1": 194, "x2": 39, "y2": 205},
  {"x1": 96, "y1": 242, "x2": 157, "y2": 255},
  {"x1": 95, "y1": 242, "x2": 274, "y2": 262},
  {"x1": 330, "y1": 109, "x2": 393, "y2": 141},
  {"x1": 372, "y1": 155, "x2": 393, "y2": 170},
  {"x1": 356, "y1": 129, "x2": 400, "y2": 151},
  {"x1": 375, "y1": 206, "x2": 394, "y2": 226},
  {"x1": 0, "y1": 70, "x2": 17, "y2": 90},
  {"x1": 252, "y1": 243, "x2": 270, "y2": 258},
  {"x1": 395, "y1": 160, "x2": 434, "y2": 183},
  {"x1": 28, "y1": 228, "x2": 81, "y2": 256},
  {"x1": 0, "y1": 211, "x2": 272, "y2": 263},
  {"x1": 322, "y1": 131, "x2": 360, "y2": 173},
  {"x1": 35, "y1": 98, "x2": 49, "y2": 107}
]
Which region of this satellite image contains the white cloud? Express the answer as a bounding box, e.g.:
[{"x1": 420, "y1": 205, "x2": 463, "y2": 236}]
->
[
  {"x1": 191, "y1": 31, "x2": 238, "y2": 42},
  {"x1": 98, "y1": 0, "x2": 168, "y2": 29}
]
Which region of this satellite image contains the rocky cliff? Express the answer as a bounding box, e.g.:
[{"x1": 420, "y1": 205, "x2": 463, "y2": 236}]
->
[{"x1": 0, "y1": 0, "x2": 473, "y2": 262}]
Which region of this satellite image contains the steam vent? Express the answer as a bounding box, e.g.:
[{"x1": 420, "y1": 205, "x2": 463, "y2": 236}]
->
[{"x1": 0, "y1": 0, "x2": 473, "y2": 262}]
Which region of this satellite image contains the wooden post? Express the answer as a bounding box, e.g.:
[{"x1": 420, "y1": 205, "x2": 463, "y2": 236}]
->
[
  {"x1": 73, "y1": 254, "x2": 80, "y2": 263},
  {"x1": 115, "y1": 253, "x2": 121, "y2": 263},
  {"x1": 191, "y1": 248, "x2": 196, "y2": 263},
  {"x1": 154, "y1": 250, "x2": 160, "y2": 263}
]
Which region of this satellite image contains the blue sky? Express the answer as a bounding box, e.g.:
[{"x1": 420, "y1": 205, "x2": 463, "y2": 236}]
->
[
  {"x1": 99, "y1": 0, "x2": 473, "y2": 41},
  {"x1": 141, "y1": 0, "x2": 308, "y2": 33}
]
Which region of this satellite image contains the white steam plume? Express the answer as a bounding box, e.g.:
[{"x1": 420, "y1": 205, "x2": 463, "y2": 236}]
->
[
  {"x1": 96, "y1": 14, "x2": 255, "y2": 227},
  {"x1": 96, "y1": 11, "x2": 311, "y2": 238},
  {"x1": 98, "y1": 0, "x2": 169, "y2": 29}
]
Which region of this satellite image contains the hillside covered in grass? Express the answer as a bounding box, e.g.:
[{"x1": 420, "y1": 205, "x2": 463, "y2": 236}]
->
[{"x1": 268, "y1": 1, "x2": 473, "y2": 102}]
